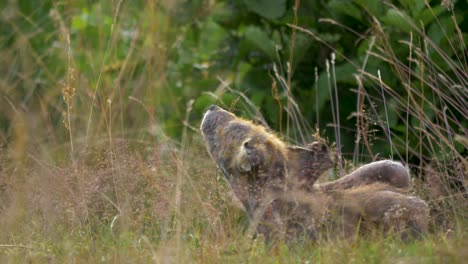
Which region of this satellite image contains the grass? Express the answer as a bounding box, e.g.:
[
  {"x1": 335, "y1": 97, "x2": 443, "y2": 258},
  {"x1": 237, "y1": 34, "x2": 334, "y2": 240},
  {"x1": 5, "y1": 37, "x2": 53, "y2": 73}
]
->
[
  {"x1": 0, "y1": 119, "x2": 466, "y2": 263},
  {"x1": 0, "y1": 236, "x2": 442, "y2": 262},
  {"x1": 1, "y1": 0, "x2": 467, "y2": 263},
  {"x1": 0, "y1": 137, "x2": 466, "y2": 263},
  {"x1": 0, "y1": 136, "x2": 468, "y2": 263}
]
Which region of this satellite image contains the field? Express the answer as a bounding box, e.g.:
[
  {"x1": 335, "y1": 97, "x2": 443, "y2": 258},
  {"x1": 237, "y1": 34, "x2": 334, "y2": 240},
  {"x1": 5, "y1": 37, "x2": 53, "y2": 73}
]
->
[{"x1": 0, "y1": 0, "x2": 466, "y2": 263}]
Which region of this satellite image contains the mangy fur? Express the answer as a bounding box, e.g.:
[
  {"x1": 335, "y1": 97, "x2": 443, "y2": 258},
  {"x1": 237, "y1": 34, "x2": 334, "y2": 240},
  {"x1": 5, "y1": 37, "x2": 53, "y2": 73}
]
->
[{"x1": 200, "y1": 105, "x2": 429, "y2": 241}]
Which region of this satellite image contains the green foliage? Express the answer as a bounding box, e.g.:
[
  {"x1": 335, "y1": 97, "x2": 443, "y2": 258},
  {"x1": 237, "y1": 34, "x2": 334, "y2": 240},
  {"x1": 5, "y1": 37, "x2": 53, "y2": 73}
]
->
[
  {"x1": 169, "y1": 0, "x2": 466, "y2": 168},
  {"x1": 243, "y1": 0, "x2": 287, "y2": 20},
  {"x1": 1, "y1": 0, "x2": 466, "y2": 166}
]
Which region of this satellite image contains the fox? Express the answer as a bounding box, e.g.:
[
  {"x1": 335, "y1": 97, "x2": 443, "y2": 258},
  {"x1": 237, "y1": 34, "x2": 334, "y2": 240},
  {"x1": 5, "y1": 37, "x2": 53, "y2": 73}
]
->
[{"x1": 201, "y1": 105, "x2": 428, "y2": 241}]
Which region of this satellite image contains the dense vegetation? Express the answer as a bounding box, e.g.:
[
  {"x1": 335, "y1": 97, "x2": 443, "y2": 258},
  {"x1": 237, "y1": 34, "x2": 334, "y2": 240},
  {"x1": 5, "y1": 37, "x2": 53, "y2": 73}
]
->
[{"x1": 0, "y1": 0, "x2": 466, "y2": 262}]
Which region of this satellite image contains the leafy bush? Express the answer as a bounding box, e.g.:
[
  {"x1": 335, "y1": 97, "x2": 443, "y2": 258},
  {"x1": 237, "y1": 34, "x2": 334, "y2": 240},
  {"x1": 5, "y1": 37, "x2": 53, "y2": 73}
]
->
[{"x1": 170, "y1": 0, "x2": 466, "y2": 171}]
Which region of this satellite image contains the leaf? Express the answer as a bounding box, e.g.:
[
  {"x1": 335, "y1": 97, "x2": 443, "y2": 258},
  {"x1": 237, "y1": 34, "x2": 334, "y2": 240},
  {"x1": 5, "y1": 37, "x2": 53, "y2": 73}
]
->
[
  {"x1": 211, "y1": 2, "x2": 241, "y2": 27},
  {"x1": 381, "y1": 8, "x2": 414, "y2": 33},
  {"x1": 194, "y1": 94, "x2": 217, "y2": 114},
  {"x1": 243, "y1": 0, "x2": 287, "y2": 20},
  {"x1": 416, "y1": 6, "x2": 445, "y2": 26},
  {"x1": 198, "y1": 19, "x2": 228, "y2": 57},
  {"x1": 239, "y1": 66, "x2": 271, "y2": 92},
  {"x1": 398, "y1": 0, "x2": 424, "y2": 16},
  {"x1": 428, "y1": 15, "x2": 455, "y2": 47},
  {"x1": 328, "y1": 0, "x2": 362, "y2": 21},
  {"x1": 317, "y1": 33, "x2": 341, "y2": 43},
  {"x1": 353, "y1": 0, "x2": 384, "y2": 16},
  {"x1": 244, "y1": 26, "x2": 278, "y2": 61}
]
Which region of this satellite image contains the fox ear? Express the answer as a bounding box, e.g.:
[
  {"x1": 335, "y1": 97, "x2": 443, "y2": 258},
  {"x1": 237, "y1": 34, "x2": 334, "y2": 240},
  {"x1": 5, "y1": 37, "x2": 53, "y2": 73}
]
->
[
  {"x1": 287, "y1": 142, "x2": 333, "y2": 185},
  {"x1": 237, "y1": 138, "x2": 259, "y2": 172}
]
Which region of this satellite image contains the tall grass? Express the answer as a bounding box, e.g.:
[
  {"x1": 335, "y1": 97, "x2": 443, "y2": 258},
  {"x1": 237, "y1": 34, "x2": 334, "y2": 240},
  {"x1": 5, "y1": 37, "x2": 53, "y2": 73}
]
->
[
  {"x1": 0, "y1": 0, "x2": 466, "y2": 262},
  {"x1": 290, "y1": 0, "x2": 467, "y2": 230}
]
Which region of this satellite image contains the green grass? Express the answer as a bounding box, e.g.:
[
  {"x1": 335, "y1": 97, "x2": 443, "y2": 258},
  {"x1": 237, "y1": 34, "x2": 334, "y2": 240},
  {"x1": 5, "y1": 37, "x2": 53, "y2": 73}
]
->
[
  {"x1": 0, "y1": 137, "x2": 466, "y2": 263},
  {"x1": 4, "y1": 232, "x2": 463, "y2": 262}
]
